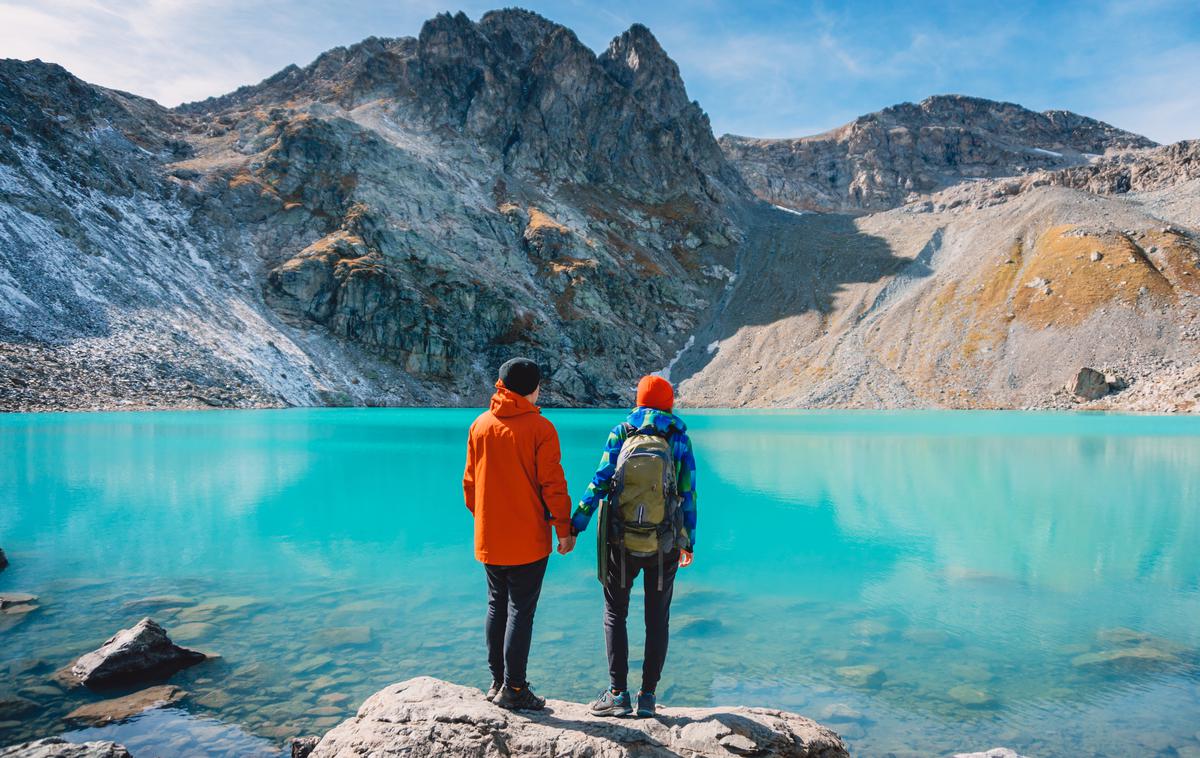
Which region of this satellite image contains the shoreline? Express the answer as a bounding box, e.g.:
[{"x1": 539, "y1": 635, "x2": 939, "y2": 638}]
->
[
  {"x1": 1, "y1": 677, "x2": 853, "y2": 758},
  {"x1": 2, "y1": 399, "x2": 1197, "y2": 415}
]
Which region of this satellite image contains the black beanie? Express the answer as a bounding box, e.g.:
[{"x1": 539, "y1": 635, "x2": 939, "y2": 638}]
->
[{"x1": 498, "y1": 357, "x2": 541, "y2": 396}]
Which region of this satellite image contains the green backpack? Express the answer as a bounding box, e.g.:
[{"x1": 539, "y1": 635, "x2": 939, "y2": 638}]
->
[{"x1": 605, "y1": 424, "x2": 683, "y2": 588}]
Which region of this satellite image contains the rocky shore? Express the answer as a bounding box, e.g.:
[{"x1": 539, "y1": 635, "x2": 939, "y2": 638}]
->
[
  {"x1": 0, "y1": 606, "x2": 852, "y2": 756},
  {"x1": 305, "y1": 677, "x2": 848, "y2": 757},
  {"x1": 2, "y1": 678, "x2": 849, "y2": 758}
]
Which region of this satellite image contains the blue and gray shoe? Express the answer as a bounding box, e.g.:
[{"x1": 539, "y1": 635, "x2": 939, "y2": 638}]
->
[
  {"x1": 636, "y1": 690, "x2": 656, "y2": 718},
  {"x1": 589, "y1": 688, "x2": 633, "y2": 717}
]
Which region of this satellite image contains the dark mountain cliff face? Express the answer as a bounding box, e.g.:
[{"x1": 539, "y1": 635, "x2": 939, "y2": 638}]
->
[
  {"x1": 1, "y1": 9, "x2": 748, "y2": 408},
  {"x1": 179, "y1": 11, "x2": 740, "y2": 205},
  {"x1": 721, "y1": 94, "x2": 1157, "y2": 213},
  {"x1": 180, "y1": 9, "x2": 750, "y2": 405}
]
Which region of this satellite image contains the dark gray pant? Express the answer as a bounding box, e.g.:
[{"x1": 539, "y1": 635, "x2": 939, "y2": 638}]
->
[
  {"x1": 485, "y1": 556, "x2": 548, "y2": 689},
  {"x1": 603, "y1": 547, "x2": 679, "y2": 693}
]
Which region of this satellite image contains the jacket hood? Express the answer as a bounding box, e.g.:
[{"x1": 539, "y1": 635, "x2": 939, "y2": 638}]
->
[
  {"x1": 627, "y1": 406, "x2": 686, "y2": 434},
  {"x1": 490, "y1": 380, "x2": 541, "y2": 418}
]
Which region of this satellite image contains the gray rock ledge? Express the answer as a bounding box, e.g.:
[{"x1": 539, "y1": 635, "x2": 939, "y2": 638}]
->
[
  {"x1": 0, "y1": 738, "x2": 131, "y2": 757},
  {"x1": 309, "y1": 677, "x2": 849, "y2": 757}
]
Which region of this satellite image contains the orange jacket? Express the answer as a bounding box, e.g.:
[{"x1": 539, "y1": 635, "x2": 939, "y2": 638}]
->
[{"x1": 463, "y1": 382, "x2": 572, "y2": 566}]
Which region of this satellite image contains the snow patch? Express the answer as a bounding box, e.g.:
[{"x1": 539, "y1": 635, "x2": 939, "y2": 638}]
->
[
  {"x1": 655, "y1": 335, "x2": 695, "y2": 382},
  {"x1": 772, "y1": 204, "x2": 807, "y2": 216},
  {"x1": 1030, "y1": 147, "x2": 1064, "y2": 158}
]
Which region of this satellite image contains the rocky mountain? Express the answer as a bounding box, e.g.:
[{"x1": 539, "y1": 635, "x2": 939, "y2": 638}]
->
[
  {"x1": 720, "y1": 95, "x2": 1157, "y2": 213},
  {"x1": 1, "y1": 10, "x2": 1198, "y2": 413},
  {"x1": 0, "y1": 9, "x2": 744, "y2": 409},
  {"x1": 674, "y1": 141, "x2": 1200, "y2": 412}
]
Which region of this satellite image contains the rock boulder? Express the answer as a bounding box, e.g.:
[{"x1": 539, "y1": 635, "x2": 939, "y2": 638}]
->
[
  {"x1": 1071, "y1": 367, "x2": 1111, "y2": 400},
  {"x1": 291, "y1": 735, "x2": 320, "y2": 758},
  {"x1": 57, "y1": 617, "x2": 206, "y2": 688},
  {"x1": 310, "y1": 677, "x2": 848, "y2": 758},
  {"x1": 0, "y1": 738, "x2": 132, "y2": 757}
]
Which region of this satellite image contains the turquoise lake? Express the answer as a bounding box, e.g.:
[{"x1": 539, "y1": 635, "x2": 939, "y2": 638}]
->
[{"x1": 2, "y1": 409, "x2": 1199, "y2": 757}]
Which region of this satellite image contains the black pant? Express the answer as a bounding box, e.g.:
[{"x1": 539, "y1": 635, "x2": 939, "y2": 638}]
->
[
  {"x1": 485, "y1": 556, "x2": 548, "y2": 689},
  {"x1": 603, "y1": 547, "x2": 679, "y2": 693}
]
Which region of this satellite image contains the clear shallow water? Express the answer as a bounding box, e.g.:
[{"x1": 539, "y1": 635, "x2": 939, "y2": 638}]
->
[{"x1": 1, "y1": 409, "x2": 1199, "y2": 757}]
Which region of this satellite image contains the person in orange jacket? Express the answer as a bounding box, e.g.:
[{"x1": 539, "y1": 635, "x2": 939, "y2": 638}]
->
[{"x1": 463, "y1": 357, "x2": 575, "y2": 711}]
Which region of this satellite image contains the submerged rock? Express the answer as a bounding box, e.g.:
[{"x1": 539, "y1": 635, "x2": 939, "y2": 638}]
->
[
  {"x1": 57, "y1": 617, "x2": 206, "y2": 688},
  {"x1": 1071, "y1": 644, "x2": 1180, "y2": 668},
  {"x1": 675, "y1": 616, "x2": 725, "y2": 637},
  {"x1": 0, "y1": 592, "x2": 40, "y2": 630},
  {"x1": 835, "y1": 664, "x2": 886, "y2": 688},
  {"x1": 818, "y1": 703, "x2": 865, "y2": 723},
  {"x1": 200, "y1": 595, "x2": 262, "y2": 613},
  {"x1": 309, "y1": 677, "x2": 848, "y2": 757},
  {"x1": 314, "y1": 626, "x2": 372, "y2": 647},
  {"x1": 63, "y1": 684, "x2": 186, "y2": 725},
  {"x1": 0, "y1": 695, "x2": 40, "y2": 720},
  {"x1": 121, "y1": 595, "x2": 196, "y2": 610},
  {"x1": 0, "y1": 738, "x2": 132, "y2": 757},
  {"x1": 948, "y1": 684, "x2": 997, "y2": 708},
  {"x1": 0, "y1": 547, "x2": 7, "y2": 571},
  {"x1": 0, "y1": 592, "x2": 38, "y2": 608},
  {"x1": 170, "y1": 622, "x2": 216, "y2": 642}
]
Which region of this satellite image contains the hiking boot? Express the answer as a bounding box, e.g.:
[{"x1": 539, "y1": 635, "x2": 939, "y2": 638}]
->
[
  {"x1": 589, "y1": 688, "x2": 633, "y2": 717},
  {"x1": 485, "y1": 680, "x2": 502, "y2": 702},
  {"x1": 635, "y1": 690, "x2": 656, "y2": 718},
  {"x1": 494, "y1": 684, "x2": 546, "y2": 711}
]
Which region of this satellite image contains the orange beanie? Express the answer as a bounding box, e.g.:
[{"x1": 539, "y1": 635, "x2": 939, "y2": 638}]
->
[{"x1": 636, "y1": 375, "x2": 675, "y2": 412}]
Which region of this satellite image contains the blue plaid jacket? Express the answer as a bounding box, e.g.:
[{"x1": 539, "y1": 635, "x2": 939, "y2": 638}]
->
[{"x1": 570, "y1": 407, "x2": 698, "y2": 550}]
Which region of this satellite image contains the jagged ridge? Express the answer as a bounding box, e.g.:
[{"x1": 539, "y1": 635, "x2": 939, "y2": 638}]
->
[
  {"x1": 720, "y1": 94, "x2": 1156, "y2": 212},
  {"x1": 0, "y1": 8, "x2": 746, "y2": 409}
]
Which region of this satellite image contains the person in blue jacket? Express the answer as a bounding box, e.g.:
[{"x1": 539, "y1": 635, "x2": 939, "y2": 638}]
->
[{"x1": 570, "y1": 375, "x2": 697, "y2": 718}]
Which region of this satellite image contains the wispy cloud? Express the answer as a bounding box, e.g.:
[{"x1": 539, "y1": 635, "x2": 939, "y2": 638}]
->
[
  {"x1": 0, "y1": 0, "x2": 268, "y2": 104},
  {"x1": 1081, "y1": 43, "x2": 1200, "y2": 143}
]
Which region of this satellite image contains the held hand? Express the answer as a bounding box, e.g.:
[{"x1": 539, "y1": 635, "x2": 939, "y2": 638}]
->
[
  {"x1": 679, "y1": 550, "x2": 693, "y2": 568},
  {"x1": 557, "y1": 534, "x2": 577, "y2": 555}
]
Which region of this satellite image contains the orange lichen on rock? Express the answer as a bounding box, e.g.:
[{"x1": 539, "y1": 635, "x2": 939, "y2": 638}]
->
[
  {"x1": 527, "y1": 207, "x2": 570, "y2": 234},
  {"x1": 544, "y1": 257, "x2": 598, "y2": 276},
  {"x1": 1137, "y1": 229, "x2": 1200, "y2": 294},
  {"x1": 927, "y1": 278, "x2": 961, "y2": 322},
  {"x1": 958, "y1": 240, "x2": 1023, "y2": 360},
  {"x1": 228, "y1": 171, "x2": 261, "y2": 190},
  {"x1": 1011, "y1": 224, "x2": 1175, "y2": 328},
  {"x1": 977, "y1": 240, "x2": 1024, "y2": 313}
]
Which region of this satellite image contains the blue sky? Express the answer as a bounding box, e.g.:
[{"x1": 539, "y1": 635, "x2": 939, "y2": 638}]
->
[{"x1": 2, "y1": 0, "x2": 1198, "y2": 143}]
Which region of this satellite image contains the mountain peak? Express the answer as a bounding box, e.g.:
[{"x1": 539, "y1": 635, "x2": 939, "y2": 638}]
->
[
  {"x1": 599, "y1": 22, "x2": 690, "y2": 117},
  {"x1": 721, "y1": 94, "x2": 1157, "y2": 212}
]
